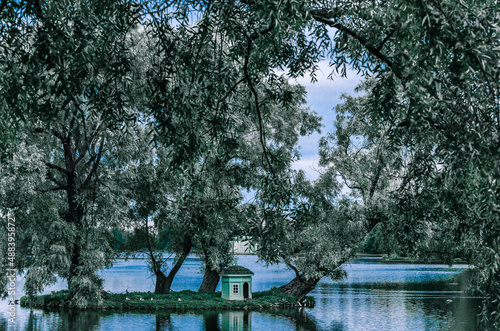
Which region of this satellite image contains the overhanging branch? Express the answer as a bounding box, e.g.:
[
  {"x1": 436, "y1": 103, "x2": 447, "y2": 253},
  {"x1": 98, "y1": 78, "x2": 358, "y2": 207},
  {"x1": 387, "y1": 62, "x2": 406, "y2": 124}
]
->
[
  {"x1": 243, "y1": 24, "x2": 277, "y2": 176},
  {"x1": 309, "y1": 13, "x2": 402, "y2": 80}
]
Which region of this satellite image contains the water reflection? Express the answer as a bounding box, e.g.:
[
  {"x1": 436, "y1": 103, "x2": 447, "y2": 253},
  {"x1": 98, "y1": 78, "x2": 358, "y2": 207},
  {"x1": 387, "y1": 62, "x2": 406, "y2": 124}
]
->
[
  {"x1": 201, "y1": 311, "x2": 219, "y2": 330},
  {"x1": 221, "y1": 311, "x2": 249, "y2": 331},
  {"x1": 19, "y1": 310, "x2": 103, "y2": 331},
  {"x1": 0, "y1": 258, "x2": 486, "y2": 330},
  {"x1": 10, "y1": 308, "x2": 320, "y2": 331},
  {"x1": 309, "y1": 281, "x2": 483, "y2": 330}
]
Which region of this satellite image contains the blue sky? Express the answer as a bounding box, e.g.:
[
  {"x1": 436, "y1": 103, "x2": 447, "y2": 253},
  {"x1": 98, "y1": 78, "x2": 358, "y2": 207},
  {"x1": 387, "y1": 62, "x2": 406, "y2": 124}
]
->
[{"x1": 290, "y1": 61, "x2": 361, "y2": 180}]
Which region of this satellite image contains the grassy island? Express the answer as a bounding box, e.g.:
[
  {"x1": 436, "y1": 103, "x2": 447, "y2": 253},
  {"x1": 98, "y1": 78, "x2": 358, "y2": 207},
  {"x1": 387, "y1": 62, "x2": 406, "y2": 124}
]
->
[{"x1": 20, "y1": 288, "x2": 315, "y2": 311}]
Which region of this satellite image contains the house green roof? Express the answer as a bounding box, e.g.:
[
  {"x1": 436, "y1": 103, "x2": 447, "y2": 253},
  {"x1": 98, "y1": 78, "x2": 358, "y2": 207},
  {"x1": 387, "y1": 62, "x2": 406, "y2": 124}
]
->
[{"x1": 221, "y1": 265, "x2": 254, "y2": 276}]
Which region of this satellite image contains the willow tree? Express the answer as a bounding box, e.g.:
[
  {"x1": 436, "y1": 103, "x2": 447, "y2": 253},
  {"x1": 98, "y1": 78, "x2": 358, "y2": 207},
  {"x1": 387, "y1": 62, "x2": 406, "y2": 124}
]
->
[
  {"x1": 246, "y1": 168, "x2": 365, "y2": 301},
  {"x1": 143, "y1": 5, "x2": 323, "y2": 294},
  {"x1": 0, "y1": 111, "x2": 144, "y2": 307},
  {"x1": 314, "y1": 0, "x2": 500, "y2": 319},
  {"x1": 209, "y1": 1, "x2": 498, "y2": 319},
  {"x1": 318, "y1": 79, "x2": 407, "y2": 255},
  {"x1": 0, "y1": 0, "x2": 142, "y2": 306}
]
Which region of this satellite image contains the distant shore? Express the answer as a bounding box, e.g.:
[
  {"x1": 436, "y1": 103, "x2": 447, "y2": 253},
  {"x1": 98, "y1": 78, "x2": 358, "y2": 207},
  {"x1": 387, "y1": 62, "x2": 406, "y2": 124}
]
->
[
  {"x1": 114, "y1": 253, "x2": 466, "y2": 264},
  {"x1": 355, "y1": 253, "x2": 467, "y2": 265}
]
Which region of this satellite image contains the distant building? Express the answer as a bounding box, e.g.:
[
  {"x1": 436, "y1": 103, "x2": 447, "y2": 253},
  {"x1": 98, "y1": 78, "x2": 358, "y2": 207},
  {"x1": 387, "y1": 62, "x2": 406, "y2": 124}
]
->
[{"x1": 232, "y1": 236, "x2": 257, "y2": 255}]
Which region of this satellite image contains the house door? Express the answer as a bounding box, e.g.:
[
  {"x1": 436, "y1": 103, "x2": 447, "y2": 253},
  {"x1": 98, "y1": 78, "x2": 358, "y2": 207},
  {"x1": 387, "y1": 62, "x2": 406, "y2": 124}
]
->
[{"x1": 243, "y1": 282, "x2": 249, "y2": 299}]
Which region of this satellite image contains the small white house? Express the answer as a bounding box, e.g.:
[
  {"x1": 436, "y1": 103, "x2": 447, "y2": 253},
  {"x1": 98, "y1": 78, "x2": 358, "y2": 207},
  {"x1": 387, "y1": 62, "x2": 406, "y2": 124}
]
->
[{"x1": 221, "y1": 265, "x2": 254, "y2": 301}]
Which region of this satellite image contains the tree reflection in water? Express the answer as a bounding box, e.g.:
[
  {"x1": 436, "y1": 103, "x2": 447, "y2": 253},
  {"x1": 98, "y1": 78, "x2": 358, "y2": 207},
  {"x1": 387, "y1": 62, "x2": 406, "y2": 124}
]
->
[
  {"x1": 24, "y1": 309, "x2": 102, "y2": 331},
  {"x1": 16, "y1": 308, "x2": 321, "y2": 330}
]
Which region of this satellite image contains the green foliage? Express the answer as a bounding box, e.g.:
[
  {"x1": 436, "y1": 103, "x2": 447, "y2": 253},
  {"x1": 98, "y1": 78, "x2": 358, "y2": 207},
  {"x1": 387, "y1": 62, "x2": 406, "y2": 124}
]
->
[
  {"x1": 0, "y1": 0, "x2": 144, "y2": 308},
  {"x1": 0, "y1": 0, "x2": 142, "y2": 129},
  {"x1": 110, "y1": 229, "x2": 128, "y2": 252},
  {"x1": 362, "y1": 223, "x2": 392, "y2": 255},
  {"x1": 0, "y1": 116, "x2": 137, "y2": 306}
]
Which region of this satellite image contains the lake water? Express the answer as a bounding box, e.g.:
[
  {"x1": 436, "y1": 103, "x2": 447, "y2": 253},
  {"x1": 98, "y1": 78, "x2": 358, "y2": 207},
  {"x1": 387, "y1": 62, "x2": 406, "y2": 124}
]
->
[{"x1": 0, "y1": 255, "x2": 485, "y2": 330}]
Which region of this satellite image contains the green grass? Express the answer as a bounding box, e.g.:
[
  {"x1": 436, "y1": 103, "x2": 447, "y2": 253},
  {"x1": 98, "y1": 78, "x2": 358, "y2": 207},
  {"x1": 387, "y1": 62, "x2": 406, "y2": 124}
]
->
[{"x1": 20, "y1": 287, "x2": 315, "y2": 311}]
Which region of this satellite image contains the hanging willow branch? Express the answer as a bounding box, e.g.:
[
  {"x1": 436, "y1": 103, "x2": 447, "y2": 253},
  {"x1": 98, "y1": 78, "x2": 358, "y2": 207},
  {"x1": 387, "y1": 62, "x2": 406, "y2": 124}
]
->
[{"x1": 243, "y1": 23, "x2": 276, "y2": 176}]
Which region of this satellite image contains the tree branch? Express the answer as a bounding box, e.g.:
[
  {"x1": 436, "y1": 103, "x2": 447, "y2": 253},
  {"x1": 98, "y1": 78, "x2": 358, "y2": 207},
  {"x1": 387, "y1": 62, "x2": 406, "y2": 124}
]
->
[
  {"x1": 282, "y1": 257, "x2": 302, "y2": 279},
  {"x1": 50, "y1": 186, "x2": 69, "y2": 192},
  {"x1": 83, "y1": 138, "x2": 105, "y2": 189},
  {"x1": 368, "y1": 154, "x2": 384, "y2": 200},
  {"x1": 50, "y1": 129, "x2": 66, "y2": 142},
  {"x1": 243, "y1": 24, "x2": 277, "y2": 176},
  {"x1": 46, "y1": 170, "x2": 67, "y2": 186},
  {"x1": 75, "y1": 122, "x2": 103, "y2": 167},
  {"x1": 144, "y1": 216, "x2": 159, "y2": 272},
  {"x1": 34, "y1": 0, "x2": 48, "y2": 23},
  {"x1": 45, "y1": 162, "x2": 69, "y2": 174},
  {"x1": 217, "y1": 78, "x2": 245, "y2": 109},
  {"x1": 310, "y1": 13, "x2": 401, "y2": 80},
  {"x1": 336, "y1": 169, "x2": 365, "y2": 197},
  {"x1": 377, "y1": 24, "x2": 398, "y2": 52}
]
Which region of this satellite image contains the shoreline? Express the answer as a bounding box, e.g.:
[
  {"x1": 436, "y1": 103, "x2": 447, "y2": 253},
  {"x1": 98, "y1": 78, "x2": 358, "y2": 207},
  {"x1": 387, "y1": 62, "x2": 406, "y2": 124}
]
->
[{"x1": 20, "y1": 288, "x2": 315, "y2": 311}]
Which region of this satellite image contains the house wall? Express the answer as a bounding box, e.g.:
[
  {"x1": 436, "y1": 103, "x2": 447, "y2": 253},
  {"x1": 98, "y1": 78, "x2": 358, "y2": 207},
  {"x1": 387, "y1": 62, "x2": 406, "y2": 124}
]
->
[{"x1": 221, "y1": 275, "x2": 253, "y2": 301}]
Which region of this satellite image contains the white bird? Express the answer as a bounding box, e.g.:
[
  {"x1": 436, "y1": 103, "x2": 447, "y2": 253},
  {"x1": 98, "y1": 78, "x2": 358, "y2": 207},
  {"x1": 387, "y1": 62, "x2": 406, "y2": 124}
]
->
[
  {"x1": 125, "y1": 297, "x2": 130, "y2": 301},
  {"x1": 150, "y1": 298, "x2": 154, "y2": 301},
  {"x1": 178, "y1": 298, "x2": 182, "y2": 301},
  {"x1": 140, "y1": 298, "x2": 145, "y2": 301}
]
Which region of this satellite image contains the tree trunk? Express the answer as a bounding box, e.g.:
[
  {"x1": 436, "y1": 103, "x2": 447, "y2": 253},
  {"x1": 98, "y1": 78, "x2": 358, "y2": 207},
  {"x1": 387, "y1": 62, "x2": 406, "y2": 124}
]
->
[
  {"x1": 68, "y1": 243, "x2": 81, "y2": 291},
  {"x1": 198, "y1": 265, "x2": 220, "y2": 292},
  {"x1": 63, "y1": 134, "x2": 85, "y2": 293},
  {"x1": 154, "y1": 269, "x2": 169, "y2": 294},
  {"x1": 154, "y1": 237, "x2": 192, "y2": 294},
  {"x1": 66, "y1": 179, "x2": 84, "y2": 293},
  {"x1": 279, "y1": 276, "x2": 321, "y2": 302}
]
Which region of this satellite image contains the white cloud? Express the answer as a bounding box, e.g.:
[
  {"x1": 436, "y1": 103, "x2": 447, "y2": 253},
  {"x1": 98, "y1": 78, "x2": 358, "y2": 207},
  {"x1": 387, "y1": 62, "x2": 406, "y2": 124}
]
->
[
  {"x1": 291, "y1": 157, "x2": 321, "y2": 180},
  {"x1": 290, "y1": 60, "x2": 362, "y2": 181}
]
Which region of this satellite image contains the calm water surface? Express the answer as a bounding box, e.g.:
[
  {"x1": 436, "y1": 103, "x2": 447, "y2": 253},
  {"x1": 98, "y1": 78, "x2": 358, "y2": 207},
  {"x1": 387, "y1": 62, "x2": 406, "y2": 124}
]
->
[{"x1": 0, "y1": 256, "x2": 485, "y2": 330}]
